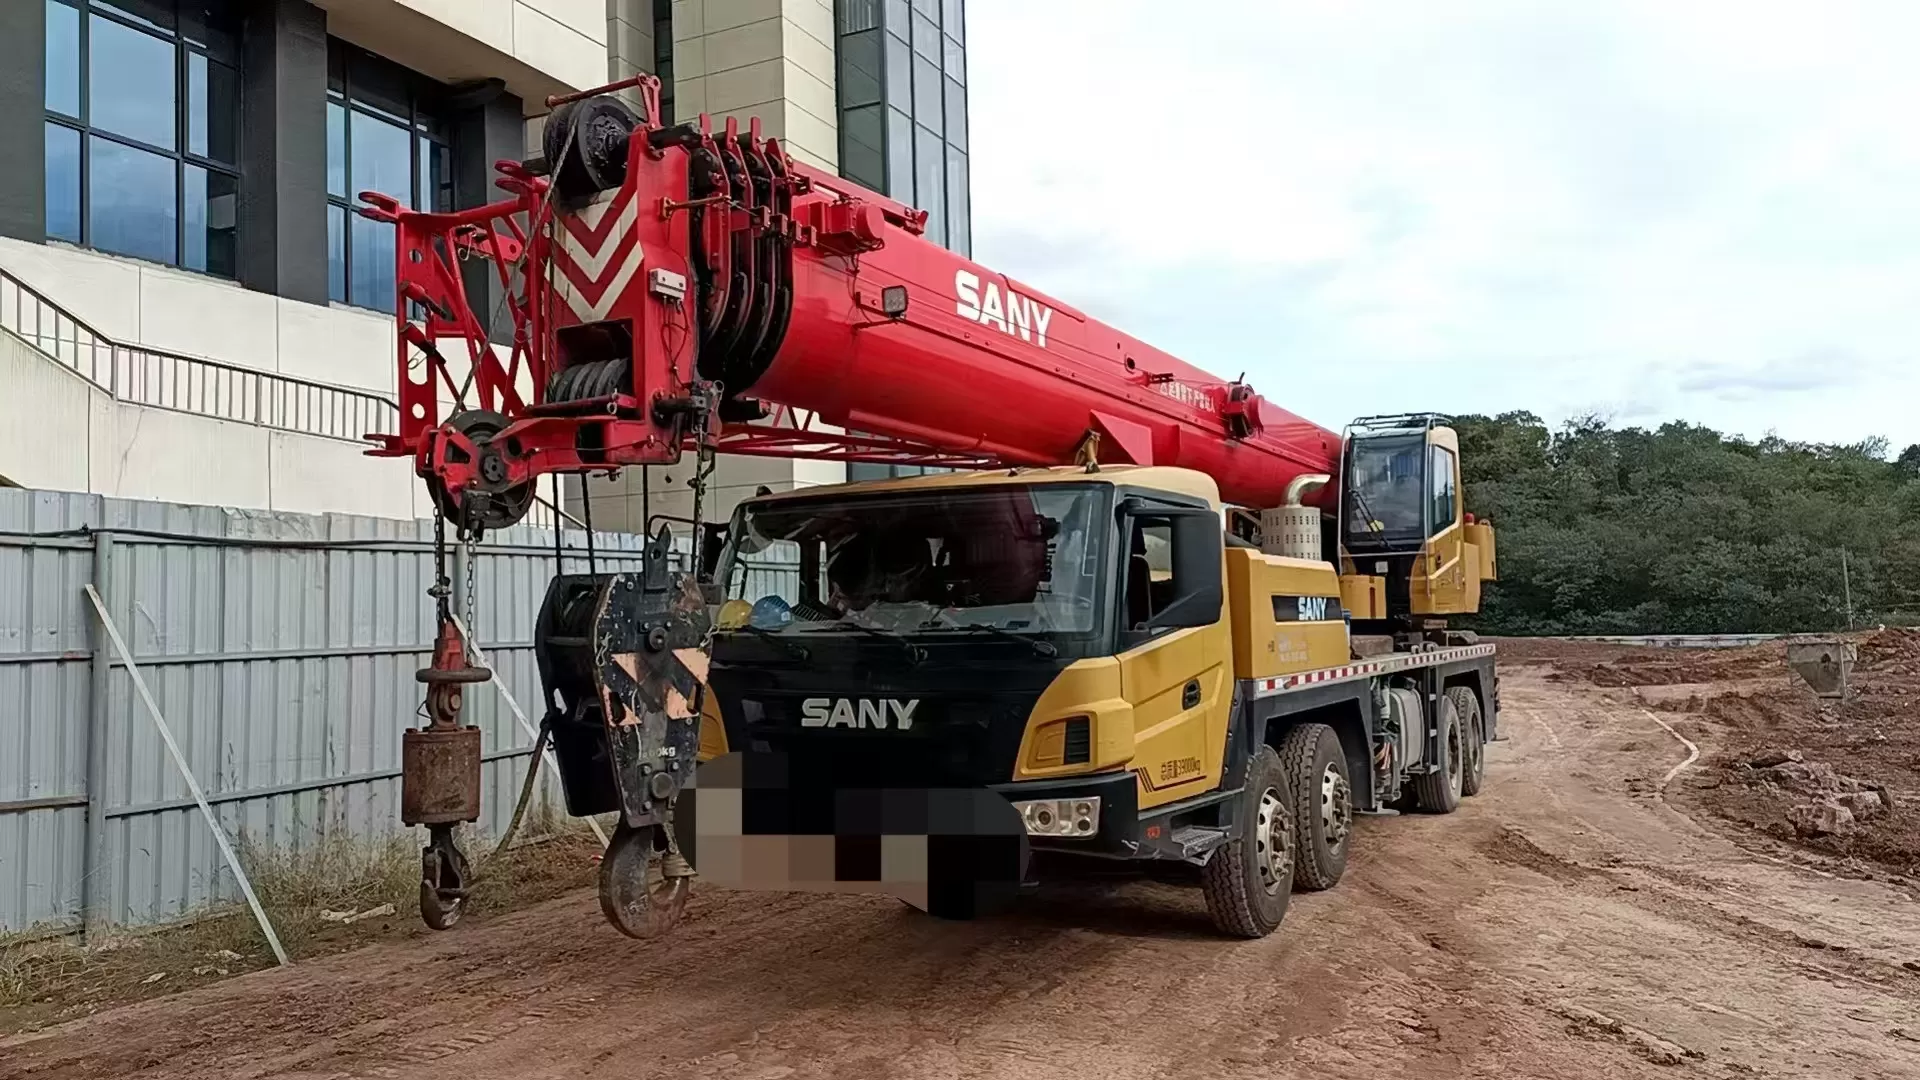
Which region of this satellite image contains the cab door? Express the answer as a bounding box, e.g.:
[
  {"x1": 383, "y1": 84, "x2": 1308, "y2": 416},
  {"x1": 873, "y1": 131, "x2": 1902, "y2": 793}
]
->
[
  {"x1": 1414, "y1": 440, "x2": 1471, "y2": 614},
  {"x1": 1114, "y1": 499, "x2": 1234, "y2": 810}
]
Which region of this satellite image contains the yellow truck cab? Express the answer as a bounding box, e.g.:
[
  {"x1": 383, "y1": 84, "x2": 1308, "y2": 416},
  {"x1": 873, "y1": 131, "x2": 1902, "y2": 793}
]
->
[{"x1": 686, "y1": 444, "x2": 1497, "y2": 938}]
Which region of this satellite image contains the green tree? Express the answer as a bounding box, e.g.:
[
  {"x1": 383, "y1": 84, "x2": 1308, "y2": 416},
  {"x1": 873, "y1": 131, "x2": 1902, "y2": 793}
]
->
[{"x1": 1452, "y1": 414, "x2": 1910, "y2": 635}]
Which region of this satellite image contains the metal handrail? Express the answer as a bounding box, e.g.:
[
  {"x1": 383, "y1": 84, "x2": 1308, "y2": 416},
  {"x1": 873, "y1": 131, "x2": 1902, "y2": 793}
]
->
[
  {"x1": 0, "y1": 265, "x2": 399, "y2": 443},
  {"x1": 0, "y1": 264, "x2": 597, "y2": 531}
]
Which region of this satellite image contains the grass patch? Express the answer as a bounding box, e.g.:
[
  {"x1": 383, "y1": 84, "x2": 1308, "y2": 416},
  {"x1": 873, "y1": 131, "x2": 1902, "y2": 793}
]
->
[{"x1": 0, "y1": 814, "x2": 605, "y2": 1036}]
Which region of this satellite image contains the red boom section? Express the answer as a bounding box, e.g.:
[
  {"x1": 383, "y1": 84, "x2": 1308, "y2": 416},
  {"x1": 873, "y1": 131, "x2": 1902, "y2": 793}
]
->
[
  {"x1": 756, "y1": 166, "x2": 1341, "y2": 509},
  {"x1": 365, "y1": 85, "x2": 1341, "y2": 521}
]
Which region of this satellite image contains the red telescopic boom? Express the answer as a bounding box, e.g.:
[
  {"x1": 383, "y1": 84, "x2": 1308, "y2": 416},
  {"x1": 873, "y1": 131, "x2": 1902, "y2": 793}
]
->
[{"x1": 363, "y1": 77, "x2": 1341, "y2": 528}]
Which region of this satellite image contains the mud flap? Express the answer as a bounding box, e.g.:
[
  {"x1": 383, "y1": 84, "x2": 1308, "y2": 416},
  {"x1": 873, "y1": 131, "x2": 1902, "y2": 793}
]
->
[{"x1": 672, "y1": 751, "x2": 1031, "y2": 920}]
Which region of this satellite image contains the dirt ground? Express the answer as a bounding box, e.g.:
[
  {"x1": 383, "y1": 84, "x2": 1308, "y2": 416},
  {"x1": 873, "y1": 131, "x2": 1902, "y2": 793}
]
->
[
  {"x1": 4, "y1": 651, "x2": 1919, "y2": 1080},
  {"x1": 1537, "y1": 629, "x2": 1920, "y2": 881},
  {"x1": 0, "y1": 829, "x2": 607, "y2": 1035}
]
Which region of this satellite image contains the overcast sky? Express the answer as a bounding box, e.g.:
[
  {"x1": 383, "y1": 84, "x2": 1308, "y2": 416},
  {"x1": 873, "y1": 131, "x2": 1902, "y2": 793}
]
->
[{"x1": 964, "y1": 0, "x2": 1919, "y2": 451}]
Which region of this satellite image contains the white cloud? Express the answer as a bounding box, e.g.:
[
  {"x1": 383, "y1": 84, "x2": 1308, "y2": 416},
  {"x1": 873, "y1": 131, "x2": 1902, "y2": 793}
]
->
[{"x1": 965, "y1": 0, "x2": 1920, "y2": 450}]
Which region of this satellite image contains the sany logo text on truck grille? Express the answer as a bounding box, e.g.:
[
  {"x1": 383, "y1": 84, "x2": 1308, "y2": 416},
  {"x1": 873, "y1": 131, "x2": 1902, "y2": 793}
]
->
[
  {"x1": 954, "y1": 270, "x2": 1054, "y2": 348},
  {"x1": 800, "y1": 698, "x2": 920, "y2": 730}
]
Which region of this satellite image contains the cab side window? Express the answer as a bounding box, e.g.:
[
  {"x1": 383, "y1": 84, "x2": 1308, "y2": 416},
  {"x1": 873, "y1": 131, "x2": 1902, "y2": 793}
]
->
[
  {"x1": 1124, "y1": 519, "x2": 1175, "y2": 630},
  {"x1": 1429, "y1": 445, "x2": 1457, "y2": 536}
]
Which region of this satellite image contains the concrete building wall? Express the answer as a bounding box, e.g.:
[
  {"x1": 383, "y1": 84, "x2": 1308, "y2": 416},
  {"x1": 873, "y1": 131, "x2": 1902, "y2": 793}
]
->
[
  {"x1": 0, "y1": 333, "x2": 93, "y2": 493},
  {"x1": 314, "y1": 0, "x2": 608, "y2": 97},
  {"x1": 1, "y1": 329, "x2": 422, "y2": 518},
  {"x1": 0, "y1": 237, "x2": 399, "y2": 398},
  {"x1": 607, "y1": 0, "x2": 655, "y2": 84},
  {"x1": 0, "y1": 0, "x2": 608, "y2": 521},
  {"x1": 672, "y1": 0, "x2": 839, "y2": 169},
  {"x1": 1, "y1": 0, "x2": 927, "y2": 530}
]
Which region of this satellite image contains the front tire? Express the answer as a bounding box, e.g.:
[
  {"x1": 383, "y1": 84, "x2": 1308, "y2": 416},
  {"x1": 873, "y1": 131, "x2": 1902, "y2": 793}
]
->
[
  {"x1": 1410, "y1": 696, "x2": 1464, "y2": 814},
  {"x1": 1202, "y1": 745, "x2": 1296, "y2": 938},
  {"x1": 1276, "y1": 723, "x2": 1351, "y2": 891}
]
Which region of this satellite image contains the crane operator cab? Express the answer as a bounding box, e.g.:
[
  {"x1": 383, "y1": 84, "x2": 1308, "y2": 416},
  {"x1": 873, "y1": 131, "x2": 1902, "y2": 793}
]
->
[{"x1": 1338, "y1": 413, "x2": 1499, "y2": 635}]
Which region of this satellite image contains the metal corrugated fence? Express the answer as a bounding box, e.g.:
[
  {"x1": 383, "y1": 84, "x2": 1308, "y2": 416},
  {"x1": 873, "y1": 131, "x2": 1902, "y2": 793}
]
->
[{"x1": 0, "y1": 487, "x2": 798, "y2": 937}]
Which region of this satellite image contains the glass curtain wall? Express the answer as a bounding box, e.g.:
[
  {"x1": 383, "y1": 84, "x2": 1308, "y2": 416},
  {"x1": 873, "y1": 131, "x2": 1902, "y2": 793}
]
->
[
  {"x1": 325, "y1": 40, "x2": 453, "y2": 310},
  {"x1": 43, "y1": 0, "x2": 242, "y2": 276},
  {"x1": 836, "y1": 0, "x2": 970, "y2": 481},
  {"x1": 835, "y1": 0, "x2": 969, "y2": 255}
]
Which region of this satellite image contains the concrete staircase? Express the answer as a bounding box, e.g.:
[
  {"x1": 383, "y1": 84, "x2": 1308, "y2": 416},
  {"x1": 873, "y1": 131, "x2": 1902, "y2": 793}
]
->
[{"x1": 0, "y1": 266, "x2": 566, "y2": 527}]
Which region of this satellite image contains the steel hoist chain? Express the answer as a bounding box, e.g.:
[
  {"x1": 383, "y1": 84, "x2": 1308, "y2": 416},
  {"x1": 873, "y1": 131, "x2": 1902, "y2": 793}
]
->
[{"x1": 462, "y1": 520, "x2": 481, "y2": 648}]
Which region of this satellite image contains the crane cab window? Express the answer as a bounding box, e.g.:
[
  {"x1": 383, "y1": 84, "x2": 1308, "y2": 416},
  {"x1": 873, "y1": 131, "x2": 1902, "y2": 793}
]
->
[
  {"x1": 1429, "y1": 445, "x2": 1457, "y2": 536},
  {"x1": 1345, "y1": 434, "x2": 1427, "y2": 550}
]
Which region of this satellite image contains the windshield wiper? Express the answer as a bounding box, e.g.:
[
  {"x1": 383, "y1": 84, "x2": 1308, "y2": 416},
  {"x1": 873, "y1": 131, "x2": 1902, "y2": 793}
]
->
[
  {"x1": 728, "y1": 623, "x2": 810, "y2": 661},
  {"x1": 923, "y1": 619, "x2": 1058, "y2": 658},
  {"x1": 826, "y1": 618, "x2": 926, "y2": 664}
]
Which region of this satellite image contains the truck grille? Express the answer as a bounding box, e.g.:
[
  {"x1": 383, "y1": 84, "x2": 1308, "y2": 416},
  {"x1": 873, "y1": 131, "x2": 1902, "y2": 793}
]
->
[{"x1": 741, "y1": 694, "x2": 1026, "y2": 788}]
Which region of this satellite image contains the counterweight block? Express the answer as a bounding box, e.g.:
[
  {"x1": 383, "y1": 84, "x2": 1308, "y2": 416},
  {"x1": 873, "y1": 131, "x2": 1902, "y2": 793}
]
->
[{"x1": 400, "y1": 726, "x2": 484, "y2": 825}]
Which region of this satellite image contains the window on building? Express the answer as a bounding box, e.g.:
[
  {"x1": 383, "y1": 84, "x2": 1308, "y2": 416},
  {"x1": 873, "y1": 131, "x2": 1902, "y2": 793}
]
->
[
  {"x1": 43, "y1": 0, "x2": 241, "y2": 276},
  {"x1": 653, "y1": 0, "x2": 674, "y2": 124},
  {"x1": 914, "y1": 123, "x2": 945, "y2": 246},
  {"x1": 326, "y1": 40, "x2": 453, "y2": 310},
  {"x1": 837, "y1": 3, "x2": 884, "y2": 190},
  {"x1": 834, "y1": 0, "x2": 970, "y2": 254}
]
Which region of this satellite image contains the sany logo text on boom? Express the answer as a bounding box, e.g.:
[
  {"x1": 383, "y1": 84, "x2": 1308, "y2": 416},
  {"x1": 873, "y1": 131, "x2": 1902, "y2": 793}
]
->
[{"x1": 954, "y1": 270, "x2": 1055, "y2": 349}]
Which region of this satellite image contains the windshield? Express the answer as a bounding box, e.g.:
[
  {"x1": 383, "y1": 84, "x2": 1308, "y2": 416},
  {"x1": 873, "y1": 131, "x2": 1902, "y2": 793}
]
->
[
  {"x1": 1346, "y1": 434, "x2": 1426, "y2": 547},
  {"x1": 714, "y1": 484, "x2": 1107, "y2": 637}
]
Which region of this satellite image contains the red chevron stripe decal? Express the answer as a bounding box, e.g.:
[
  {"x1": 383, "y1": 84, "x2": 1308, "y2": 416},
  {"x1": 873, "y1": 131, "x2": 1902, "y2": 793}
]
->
[
  {"x1": 555, "y1": 231, "x2": 642, "y2": 306},
  {"x1": 558, "y1": 187, "x2": 636, "y2": 251},
  {"x1": 551, "y1": 187, "x2": 648, "y2": 321}
]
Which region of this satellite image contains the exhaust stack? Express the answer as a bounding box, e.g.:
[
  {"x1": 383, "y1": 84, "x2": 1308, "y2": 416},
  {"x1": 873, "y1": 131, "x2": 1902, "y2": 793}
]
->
[{"x1": 1261, "y1": 473, "x2": 1332, "y2": 560}]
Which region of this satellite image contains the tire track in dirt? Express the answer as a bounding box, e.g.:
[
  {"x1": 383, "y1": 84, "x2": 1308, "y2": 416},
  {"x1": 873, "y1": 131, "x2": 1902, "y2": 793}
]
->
[{"x1": 6, "y1": 672, "x2": 1918, "y2": 1080}]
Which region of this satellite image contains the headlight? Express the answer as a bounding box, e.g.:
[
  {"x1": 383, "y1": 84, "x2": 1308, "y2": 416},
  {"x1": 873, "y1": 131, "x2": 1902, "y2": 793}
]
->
[{"x1": 1013, "y1": 797, "x2": 1100, "y2": 837}]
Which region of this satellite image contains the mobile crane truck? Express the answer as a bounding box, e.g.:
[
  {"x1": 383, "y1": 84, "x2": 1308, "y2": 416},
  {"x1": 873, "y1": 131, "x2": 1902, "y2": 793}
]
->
[{"x1": 363, "y1": 75, "x2": 1498, "y2": 940}]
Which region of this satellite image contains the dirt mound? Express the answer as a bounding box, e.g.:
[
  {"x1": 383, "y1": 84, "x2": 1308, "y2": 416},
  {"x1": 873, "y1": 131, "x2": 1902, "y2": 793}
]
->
[
  {"x1": 1486, "y1": 638, "x2": 1643, "y2": 665},
  {"x1": 1699, "y1": 691, "x2": 1812, "y2": 733},
  {"x1": 1685, "y1": 745, "x2": 1914, "y2": 874},
  {"x1": 1545, "y1": 642, "x2": 1784, "y2": 689},
  {"x1": 1858, "y1": 626, "x2": 1920, "y2": 669},
  {"x1": 1653, "y1": 632, "x2": 1920, "y2": 878},
  {"x1": 1738, "y1": 756, "x2": 1895, "y2": 835}
]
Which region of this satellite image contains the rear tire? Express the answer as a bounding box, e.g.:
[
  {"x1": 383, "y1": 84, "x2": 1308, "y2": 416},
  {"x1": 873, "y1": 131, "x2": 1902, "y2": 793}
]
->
[
  {"x1": 1410, "y1": 696, "x2": 1464, "y2": 814},
  {"x1": 1276, "y1": 723, "x2": 1351, "y2": 891},
  {"x1": 1448, "y1": 686, "x2": 1486, "y2": 797},
  {"x1": 1202, "y1": 745, "x2": 1295, "y2": 938}
]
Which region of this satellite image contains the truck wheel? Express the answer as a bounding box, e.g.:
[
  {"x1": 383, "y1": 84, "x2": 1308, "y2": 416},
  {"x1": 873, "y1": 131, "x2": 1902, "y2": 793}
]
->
[
  {"x1": 1276, "y1": 723, "x2": 1350, "y2": 891},
  {"x1": 1410, "y1": 696, "x2": 1464, "y2": 814},
  {"x1": 1447, "y1": 686, "x2": 1486, "y2": 797},
  {"x1": 1201, "y1": 745, "x2": 1295, "y2": 938}
]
